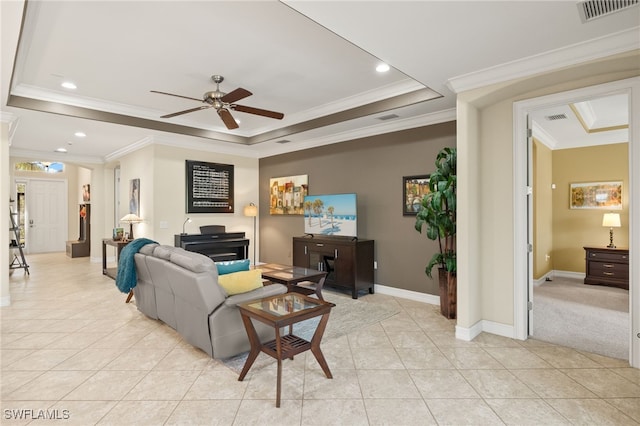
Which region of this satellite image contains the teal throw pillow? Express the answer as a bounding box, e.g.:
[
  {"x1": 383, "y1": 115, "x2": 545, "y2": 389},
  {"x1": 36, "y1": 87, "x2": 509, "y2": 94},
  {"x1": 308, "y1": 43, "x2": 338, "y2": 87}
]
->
[{"x1": 216, "y1": 259, "x2": 251, "y2": 275}]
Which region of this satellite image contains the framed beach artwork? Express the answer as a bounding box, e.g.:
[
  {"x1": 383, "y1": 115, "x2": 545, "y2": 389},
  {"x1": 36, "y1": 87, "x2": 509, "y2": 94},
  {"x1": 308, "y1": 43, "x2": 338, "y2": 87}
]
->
[
  {"x1": 403, "y1": 175, "x2": 430, "y2": 215},
  {"x1": 570, "y1": 181, "x2": 622, "y2": 210},
  {"x1": 269, "y1": 174, "x2": 308, "y2": 215}
]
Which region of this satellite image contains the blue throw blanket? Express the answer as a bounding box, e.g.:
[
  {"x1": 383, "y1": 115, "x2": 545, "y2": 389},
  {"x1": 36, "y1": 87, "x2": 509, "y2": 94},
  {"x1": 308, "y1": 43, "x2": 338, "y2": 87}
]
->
[{"x1": 115, "y1": 238, "x2": 158, "y2": 293}]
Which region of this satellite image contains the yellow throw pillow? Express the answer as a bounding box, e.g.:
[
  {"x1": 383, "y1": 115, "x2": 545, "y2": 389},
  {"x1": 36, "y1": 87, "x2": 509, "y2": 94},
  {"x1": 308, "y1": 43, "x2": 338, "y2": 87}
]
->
[{"x1": 218, "y1": 269, "x2": 263, "y2": 295}]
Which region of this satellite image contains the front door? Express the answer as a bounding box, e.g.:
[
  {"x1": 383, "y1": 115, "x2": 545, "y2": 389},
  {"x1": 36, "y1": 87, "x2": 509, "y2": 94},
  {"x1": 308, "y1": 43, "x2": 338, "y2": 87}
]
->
[{"x1": 26, "y1": 179, "x2": 67, "y2": 253}]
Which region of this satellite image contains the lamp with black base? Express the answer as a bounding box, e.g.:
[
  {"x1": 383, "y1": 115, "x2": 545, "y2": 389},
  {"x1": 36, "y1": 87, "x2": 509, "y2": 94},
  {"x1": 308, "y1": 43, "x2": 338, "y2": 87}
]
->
[{"x1": 120, "y1": 214, "x2": 142, "y2": 240}]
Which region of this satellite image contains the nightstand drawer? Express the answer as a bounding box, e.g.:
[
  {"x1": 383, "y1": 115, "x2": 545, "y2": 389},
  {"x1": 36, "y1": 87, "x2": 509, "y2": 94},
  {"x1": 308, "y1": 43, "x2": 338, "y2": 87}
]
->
[
  {"x1": 587, "y1": 250, "x2": 628, "y2": 262},
  {"x1": 583, "y1": 246, "x2": 629, "y2": 290},
  {"x1": 589, "y1": 262, "x2": 629, "y2": 279}
]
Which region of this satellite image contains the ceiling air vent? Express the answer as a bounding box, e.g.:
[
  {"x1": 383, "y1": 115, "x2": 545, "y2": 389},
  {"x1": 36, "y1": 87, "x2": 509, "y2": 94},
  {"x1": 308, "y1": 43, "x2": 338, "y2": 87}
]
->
[
  {"x1": 276, "y1": 139, "x2": 291, "y2": 144},
  {"x1": 577, "y1": 0, "x2": 639, "y2": 23},
  {"x1": 377, "y1": 114, "x2": 399, "y2": 121},
  {"x1": 545, "y1": 113, "x2": 568, "y2": 121}
]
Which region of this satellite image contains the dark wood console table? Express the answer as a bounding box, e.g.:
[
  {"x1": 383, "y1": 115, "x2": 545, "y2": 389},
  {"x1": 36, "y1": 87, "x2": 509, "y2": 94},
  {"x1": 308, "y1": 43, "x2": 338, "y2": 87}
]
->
[
  {"x1": 293, "y1": 236, "x2": 374, "y2": 299},
  {"x1": 583, "y1": 246, "x2": 629, "y2": 290},
  {"x1": 102, "y1": 239, "x2": 130, "y2": 280}
]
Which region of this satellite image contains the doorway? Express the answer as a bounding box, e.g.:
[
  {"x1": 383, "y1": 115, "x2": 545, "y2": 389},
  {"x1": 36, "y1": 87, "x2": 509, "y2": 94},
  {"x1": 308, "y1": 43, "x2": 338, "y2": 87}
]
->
[
  {"x1": 17, "y1": 178, "x2": 68, "y2": 253},
  {"x1": 513, "y1": 77, "x2": 640, "y2": 368}
]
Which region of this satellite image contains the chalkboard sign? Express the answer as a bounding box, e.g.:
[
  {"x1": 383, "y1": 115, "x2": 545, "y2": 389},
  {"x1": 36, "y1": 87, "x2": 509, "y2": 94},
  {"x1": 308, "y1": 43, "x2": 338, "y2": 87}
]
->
[{"x1": 186, "y1": 160, "x2": 234, "y2": 213}]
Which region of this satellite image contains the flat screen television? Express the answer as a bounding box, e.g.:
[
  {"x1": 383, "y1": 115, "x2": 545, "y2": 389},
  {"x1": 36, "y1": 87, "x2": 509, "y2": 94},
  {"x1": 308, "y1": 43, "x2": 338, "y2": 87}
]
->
[{"x1": 303, "y1": 193, "x2": 357, "y2": 237}]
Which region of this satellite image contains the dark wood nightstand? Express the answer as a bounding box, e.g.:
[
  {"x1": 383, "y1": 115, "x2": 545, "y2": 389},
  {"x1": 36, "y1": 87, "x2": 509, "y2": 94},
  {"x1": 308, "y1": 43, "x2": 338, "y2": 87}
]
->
[{"x1": 583, "y1": 246, "x2": 629, "y2": 290}]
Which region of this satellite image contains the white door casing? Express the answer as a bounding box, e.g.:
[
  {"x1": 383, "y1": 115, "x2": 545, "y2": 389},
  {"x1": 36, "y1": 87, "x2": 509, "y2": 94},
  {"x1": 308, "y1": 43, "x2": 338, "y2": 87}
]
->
[{"x1": 26, "y1": 179, "x2": 68, "y2": 253}]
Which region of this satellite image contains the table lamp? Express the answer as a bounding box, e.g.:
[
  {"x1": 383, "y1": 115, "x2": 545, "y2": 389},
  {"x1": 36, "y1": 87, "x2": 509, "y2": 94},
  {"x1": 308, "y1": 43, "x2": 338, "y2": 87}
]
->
[
  {"x1": 120, "y1": 213, "x2": 143, "y2": 240},
  {"x1": 602, "y1": 212, "x2": 621, "y2": 248},
  {"x1": 244, "y1": 203, "x2": 258, "y2": 265},
  {"x1": 182, "y1": 217, "x2": 192, "y2": 235}
]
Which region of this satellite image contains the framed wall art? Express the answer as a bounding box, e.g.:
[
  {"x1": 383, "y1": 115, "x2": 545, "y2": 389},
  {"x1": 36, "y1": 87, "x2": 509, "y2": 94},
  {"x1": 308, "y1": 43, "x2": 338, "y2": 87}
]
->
[
  {"x1": 403, "y1": 174, "x2": 430, "y2": 215},
  {"x1": 569, "y1": 181, "x2": 622, "y2": 210},
  {"x1": 269, "y1": 174, "x2": 308, "y2": 215},
  {"x1": 186, "y1": 160, "x2": 234, "y2": 213},
  {"x1": 129, "y1": 178, "x2": 140, "y2": 216}
]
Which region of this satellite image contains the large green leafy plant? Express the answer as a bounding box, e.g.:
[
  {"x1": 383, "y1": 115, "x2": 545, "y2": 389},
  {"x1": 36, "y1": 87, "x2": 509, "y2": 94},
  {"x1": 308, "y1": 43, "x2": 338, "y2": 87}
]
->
[{"x1": 414, "y1": 147, "x2": 456, "y2": 278}]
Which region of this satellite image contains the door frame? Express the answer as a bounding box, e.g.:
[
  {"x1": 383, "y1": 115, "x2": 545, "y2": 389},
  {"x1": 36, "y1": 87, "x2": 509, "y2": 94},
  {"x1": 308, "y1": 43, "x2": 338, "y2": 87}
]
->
[
  {"x1": 513, "y1": 77, "x2": 640, "y2": 368},
  {"x1": 20, "y1": 177, "x2": 68, "y2": 254}
]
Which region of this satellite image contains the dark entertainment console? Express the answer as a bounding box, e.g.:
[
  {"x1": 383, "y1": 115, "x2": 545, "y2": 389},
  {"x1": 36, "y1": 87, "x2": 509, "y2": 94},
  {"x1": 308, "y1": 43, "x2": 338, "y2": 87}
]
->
[
  {"x1": 293, "y1": 236, "x2": 374, "y2": 299},
  {"x1": 175, "y1": 226, "x2": 248, "y2": 262},
  {"x1": 583, "y1": 246, "x2": 629, "y2": 290}
]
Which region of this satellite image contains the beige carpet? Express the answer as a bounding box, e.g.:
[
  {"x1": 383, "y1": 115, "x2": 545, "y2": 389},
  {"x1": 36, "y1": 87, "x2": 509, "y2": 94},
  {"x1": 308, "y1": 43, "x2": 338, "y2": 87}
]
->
[
  {"x1": 532, "y1": 276, "x2": 629, "y2": 360},
  {"x1": 222, "y1": 289, "x2": 401, "y2": 372}
]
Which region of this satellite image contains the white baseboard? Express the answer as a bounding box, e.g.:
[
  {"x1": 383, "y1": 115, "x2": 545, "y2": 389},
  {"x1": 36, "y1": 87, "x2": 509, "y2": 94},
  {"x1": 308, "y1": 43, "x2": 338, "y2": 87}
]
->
[
  {"x1": 456, "y1": 320, "x2": 516, "y2": 341},
  {"x1": 374, "y1": 284, "x2": 517, "y2": 343},
  {"x1": 374, "y1": 283, "x2": 440, "y2": 305},
  {"x1": 0, "y1": 295, "x2": 11, "y2": 306},
  {"x1": 552, "y1": 270, "x2": 585, "y2": 280}
]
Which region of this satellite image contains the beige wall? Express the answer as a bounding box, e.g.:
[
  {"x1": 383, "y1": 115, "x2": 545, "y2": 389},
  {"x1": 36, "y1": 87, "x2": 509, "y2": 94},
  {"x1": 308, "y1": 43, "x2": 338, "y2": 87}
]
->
[
  {"x1": 457, "y1": 49, "x2": 639, "y2": 329},
  {"x1": 259, "y1": 122, "x2": 456, "y2": 295},
  {"x1": 552, "y1": 143, "x2": 629, "y2": 272},
  {"x1": 1, "y1": 122, "x2": 10, "y2": 305},
  {"x1": 117, "y1": 144, "x2": 260, "y2": 258},
  {"x1": 533, "y1": 139, "x2": 553, "y2": 279}
]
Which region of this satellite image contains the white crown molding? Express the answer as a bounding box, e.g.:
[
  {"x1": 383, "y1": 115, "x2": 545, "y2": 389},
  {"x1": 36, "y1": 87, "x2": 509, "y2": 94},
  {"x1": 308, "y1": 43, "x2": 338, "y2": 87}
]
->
[
  {"x1": 9, "y1": 147, "x2": 104, "y2": 165},
  {"x1": 104, "y1": 134, "x2": 261, "y2": 162},
  {"x1": 531, "y1": 121, "x2": 558, "y2": 150},
  {"x1": 446, "y1": 27, "x2": 640, "y2": 94},
  {"x1": 257, "y1": 108, "x2": 457, "y2": 158},
  {"x1": 103, "y1": 136, "x2": 155, "y2": 163},
  {"x1": 0, "y1": 112, "x2": 20, "y2": 144},
  {"x1": 10, "y1": 78, "x2": 427, "y2": 139}
]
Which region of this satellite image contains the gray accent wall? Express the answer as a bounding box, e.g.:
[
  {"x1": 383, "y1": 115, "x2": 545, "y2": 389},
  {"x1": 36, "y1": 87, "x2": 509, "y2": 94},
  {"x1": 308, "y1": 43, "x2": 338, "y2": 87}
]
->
[{"x1": 259, "y1": 121, "x2": 456, "y2": 295}]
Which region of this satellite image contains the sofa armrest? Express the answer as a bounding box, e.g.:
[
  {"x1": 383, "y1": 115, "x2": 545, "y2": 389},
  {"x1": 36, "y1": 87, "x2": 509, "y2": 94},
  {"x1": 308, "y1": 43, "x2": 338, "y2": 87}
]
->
[{"x1": 223, "y1": 283, "x2": 287, "y2": 307}]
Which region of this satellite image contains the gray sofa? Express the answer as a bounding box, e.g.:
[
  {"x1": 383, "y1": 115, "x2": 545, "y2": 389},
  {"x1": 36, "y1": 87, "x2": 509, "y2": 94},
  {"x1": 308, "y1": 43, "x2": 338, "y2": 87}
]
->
[{"x1": 132, "y1": 243, "x2": 287, "y2": 358}]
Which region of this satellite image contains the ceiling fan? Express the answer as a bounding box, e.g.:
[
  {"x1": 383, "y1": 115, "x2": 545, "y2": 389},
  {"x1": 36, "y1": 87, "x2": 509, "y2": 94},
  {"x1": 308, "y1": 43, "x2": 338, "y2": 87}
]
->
[{"x1": 151, "y1": 75, "x2": 284, "y2": 130}]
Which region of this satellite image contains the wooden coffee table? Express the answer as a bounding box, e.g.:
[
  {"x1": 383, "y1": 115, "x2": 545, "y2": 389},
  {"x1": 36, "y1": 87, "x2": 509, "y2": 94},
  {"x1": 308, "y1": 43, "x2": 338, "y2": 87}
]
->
[
  {"x1": 237, "y1": 293, "x2": 335, "y2": 407},
  {"x1": 259, "y1": 263, "x2": 327, "y2": 300}
]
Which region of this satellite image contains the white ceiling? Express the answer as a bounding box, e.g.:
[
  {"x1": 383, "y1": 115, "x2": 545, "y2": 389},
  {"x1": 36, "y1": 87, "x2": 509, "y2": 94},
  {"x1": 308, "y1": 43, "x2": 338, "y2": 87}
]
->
[{"x1": 1, "y1": 1, "x2": 639, "y2": 164}]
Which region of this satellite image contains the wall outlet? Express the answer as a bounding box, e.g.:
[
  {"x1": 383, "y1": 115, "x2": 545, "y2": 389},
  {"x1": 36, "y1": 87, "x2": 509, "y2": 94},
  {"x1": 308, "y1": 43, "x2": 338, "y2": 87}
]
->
[
  {"x1": 545, "y1": 254, "x2": 550, "y2": 262},
  {"x1": 159, "y1": 221, "x2": 168, "y2": 229},
  {"x1": 374, "y1": 261, "x2": 378, "y2": 270}
]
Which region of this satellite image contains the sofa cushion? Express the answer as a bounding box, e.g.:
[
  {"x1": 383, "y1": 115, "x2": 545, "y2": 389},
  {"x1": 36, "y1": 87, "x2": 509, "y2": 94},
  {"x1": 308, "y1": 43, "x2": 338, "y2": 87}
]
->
[
  {"x1": 139, "y1": 243, "x2": 159, "y2": 255},
  {"x1": 218, "y1": 269, "x2": 263, "y2": 295},
  {"x1": 154, "y1": 245, "x2": 177, "y2": 260},
  {"x1": 170, "y1": 250, "x2": 217, "y2": 274},
  {"x1": 215, "y1": 259, "x2": 250, "y2": 275}
]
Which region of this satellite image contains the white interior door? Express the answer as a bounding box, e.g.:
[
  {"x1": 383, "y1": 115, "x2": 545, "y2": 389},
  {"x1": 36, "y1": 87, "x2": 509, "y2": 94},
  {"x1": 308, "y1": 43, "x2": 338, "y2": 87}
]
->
[{"x1": 26, "y1": 179, "x2": 68, "y2": 253}]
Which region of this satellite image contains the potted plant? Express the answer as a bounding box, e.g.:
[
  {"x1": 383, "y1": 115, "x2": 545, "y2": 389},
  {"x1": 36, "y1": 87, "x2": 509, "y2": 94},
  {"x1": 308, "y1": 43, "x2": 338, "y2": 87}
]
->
[{"x1": 414, "y1": 147, "x2": 457, "y2": 319}]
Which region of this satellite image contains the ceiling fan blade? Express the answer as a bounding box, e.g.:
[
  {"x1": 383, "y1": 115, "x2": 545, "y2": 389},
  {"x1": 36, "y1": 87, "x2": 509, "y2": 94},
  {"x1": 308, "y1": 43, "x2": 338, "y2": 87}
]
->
[
  {"x1": 218, "y1": 108, "x2": 239, "y2": 129},
  {"x1": 161, "y1": 105, "x2": 212, "y2": 118},
  {"x1": 232, "y1": 104, "x2": 284, "y2": 120},
  {"x1": 151, "y1": 90, "x2": 203, "y2": 103},
  {"x1": 221, "y1": 88, "x2": 252, "y2": 104}
]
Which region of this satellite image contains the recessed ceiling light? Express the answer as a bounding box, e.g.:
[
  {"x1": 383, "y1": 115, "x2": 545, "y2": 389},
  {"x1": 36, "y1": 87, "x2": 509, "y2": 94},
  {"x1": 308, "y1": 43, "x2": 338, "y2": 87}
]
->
[
  {"x1": 55, "y1": 148, "x2": 67, "y2": 153},
  {"x1": 376, "y1": 63, "x2": 390, "y2": 73},
  {"x1": 74, "y1": 131, "x2": 86, "y2": 137},
  {"x1": 61, "y1": 81, "x2": 77, "y2": 89}
]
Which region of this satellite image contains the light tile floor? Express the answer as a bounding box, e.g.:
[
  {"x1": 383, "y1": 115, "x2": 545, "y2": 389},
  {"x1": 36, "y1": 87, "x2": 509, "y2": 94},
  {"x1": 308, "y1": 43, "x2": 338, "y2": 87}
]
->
[{"x1": 2, "y1": 253, "x2": 639, "y2": 425}]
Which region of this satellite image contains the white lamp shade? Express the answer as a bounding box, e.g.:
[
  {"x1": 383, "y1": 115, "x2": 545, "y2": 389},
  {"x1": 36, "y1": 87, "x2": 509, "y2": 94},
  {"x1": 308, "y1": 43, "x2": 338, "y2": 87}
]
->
[
  {"x1": 244, "y1": 204, "x2": 258, "y2": 217},
  {"x1": 120, "y1": 213, "x2": 142, "y2": 223},
  {"x1": 602, "y1": 213, "x2": 621, "y2": 228}
]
